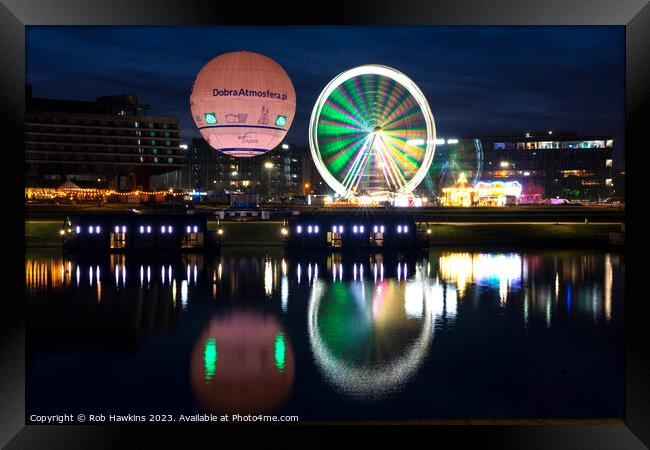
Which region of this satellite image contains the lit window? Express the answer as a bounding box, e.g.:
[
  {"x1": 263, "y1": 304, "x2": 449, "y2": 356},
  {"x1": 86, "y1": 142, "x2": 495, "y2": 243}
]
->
[
  {"x1": 89, "y1": 226, "x2": 94, "y2": 234},
  {"x1": 360, "y1": 225, "x2": 365, "y2": 233},
  {"x1": 193, "y1": 226, "x2": 198, "y2": 233},
  {"x1": 161, "y1": 226, "x2": 166, "y2": 234},
  {"x1": 314, "y1": 225, "x2": 319, "y2": 233},
  {"x1": 397, "y1": 225, "x2": 403, "y2": 233},
  {"x1": 307, "y1": 225, "x2": 313, "y2": 234},
  {"x1": 115, "y1": 226, "x2": 120, "y2": 233},
  {"x1": 140, "y1": 226, "x2": 144, "y2": 234},
  {"x1": 122, "y1": 226, "x2": 126, "y2": 233},
  {"x1": 353, "y1": 225, "x2": 358, "y2": 233},
  {"x1": 297, "y1": 225, "x2": 302, "y2": 234},
  {"x1": 606, "y1": 159, "x2": 612, "y2": 168},
  {"x1": 146, "y1": 226, "x2": 151, "y2": 234}
]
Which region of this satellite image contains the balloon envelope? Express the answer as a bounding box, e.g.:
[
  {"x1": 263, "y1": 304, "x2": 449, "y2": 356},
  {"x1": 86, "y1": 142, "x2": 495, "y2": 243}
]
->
[{"x1": 190, "y1": 51, "x2": 296, "y2": 157}]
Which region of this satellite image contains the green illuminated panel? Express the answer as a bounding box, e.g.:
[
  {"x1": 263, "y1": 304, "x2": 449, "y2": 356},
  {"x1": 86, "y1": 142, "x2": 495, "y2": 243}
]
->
[{"x1": 205, "y1": 113, "x2": 217, "y2": 124}]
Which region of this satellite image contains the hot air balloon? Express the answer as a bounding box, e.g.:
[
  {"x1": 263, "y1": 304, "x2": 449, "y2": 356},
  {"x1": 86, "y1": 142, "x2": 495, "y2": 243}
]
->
[{"x1": 190, "y1": 51, "x2": 296, "y2": 157}]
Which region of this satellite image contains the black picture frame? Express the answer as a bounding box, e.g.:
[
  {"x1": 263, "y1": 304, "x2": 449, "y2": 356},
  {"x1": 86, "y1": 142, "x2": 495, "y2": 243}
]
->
[{"x1": 2, "y1": 0, "x2": 647, "y2": 447}]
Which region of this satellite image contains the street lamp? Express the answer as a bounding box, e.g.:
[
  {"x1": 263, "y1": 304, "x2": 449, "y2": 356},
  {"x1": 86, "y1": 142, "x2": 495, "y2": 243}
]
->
[{"x1": 264, "y1": 161, "x2": 275, "y2": 200}]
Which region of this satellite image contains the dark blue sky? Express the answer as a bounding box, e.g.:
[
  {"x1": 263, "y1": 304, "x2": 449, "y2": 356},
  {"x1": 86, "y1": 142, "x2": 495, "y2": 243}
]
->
[{"x1": 26, "y1": 26, "x2": 625, "y2": 166}]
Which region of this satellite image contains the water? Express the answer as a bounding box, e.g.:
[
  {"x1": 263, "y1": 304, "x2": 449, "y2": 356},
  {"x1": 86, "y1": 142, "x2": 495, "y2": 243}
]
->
[{"x1": 25, "y1": 247, "x2": 624, "y2": 421}]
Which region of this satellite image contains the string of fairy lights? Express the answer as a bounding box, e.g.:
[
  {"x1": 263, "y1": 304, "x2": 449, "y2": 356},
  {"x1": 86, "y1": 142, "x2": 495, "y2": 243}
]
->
[{"x1": 25, "y1": 187, "x2": 187, "y2": 200}]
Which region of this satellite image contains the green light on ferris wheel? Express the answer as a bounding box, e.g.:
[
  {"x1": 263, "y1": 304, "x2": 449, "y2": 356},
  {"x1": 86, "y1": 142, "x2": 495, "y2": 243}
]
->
[{"x1": 275, "y1": 115, "x2": 287, "y2": 127}]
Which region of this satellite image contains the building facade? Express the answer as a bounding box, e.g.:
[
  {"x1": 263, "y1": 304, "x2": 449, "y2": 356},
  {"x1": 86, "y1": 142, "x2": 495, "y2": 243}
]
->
[
  {"x1": 476, "y1": 131, "x2": 614, "y2": 201},
  {"x1": 187, "y1": 139, "x2": 309, "y2": 198},
  {"x1": 25, "y1": 85, "x2": 185, "y2": 190}
]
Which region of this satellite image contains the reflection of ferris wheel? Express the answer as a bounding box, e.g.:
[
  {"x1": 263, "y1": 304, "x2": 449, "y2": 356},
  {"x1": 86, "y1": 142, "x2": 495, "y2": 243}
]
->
[{"x1": 309, "y1": 65, "x2": 436, "y2": 197}]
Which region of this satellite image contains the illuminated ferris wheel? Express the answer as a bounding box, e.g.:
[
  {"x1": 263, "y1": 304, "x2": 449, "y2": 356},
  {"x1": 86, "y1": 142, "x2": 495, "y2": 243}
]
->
[{"x1": 309, "y1": 65, "x2": 436, "y2": 198}]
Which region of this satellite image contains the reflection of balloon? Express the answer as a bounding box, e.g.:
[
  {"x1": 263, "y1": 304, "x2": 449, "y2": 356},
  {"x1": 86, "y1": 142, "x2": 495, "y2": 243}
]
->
[
  {"x1": 308, "y1": 276, "x2": 434, "y2": 400},
  {"x1": 190, "y1": 310, "x2": 295, "y2": 414},
  {"x1": 190, "y1": 51, "x2": 296, "y2": 157}
]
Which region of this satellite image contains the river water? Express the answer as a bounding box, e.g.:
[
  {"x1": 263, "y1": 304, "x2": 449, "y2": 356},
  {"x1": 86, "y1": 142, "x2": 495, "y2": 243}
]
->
[{"x1": 25, "y1": 247, "x2": 624, "y2": 421}]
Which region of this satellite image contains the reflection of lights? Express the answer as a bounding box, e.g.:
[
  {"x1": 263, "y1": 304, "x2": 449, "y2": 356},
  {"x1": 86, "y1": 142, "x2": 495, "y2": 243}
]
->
[
  {"x1": 147, "y1": 266, "x2": 151, "y2": 285},
  {"x1": 89, "y1": 266, "x2": 93, "y2": 286},
  {"x1": 274, "y1": 333, "x2": 286, "y2": 373},
  {"x1": 281, "y1": 276, "x2": 288, "y2": 312},
  {"x1": 140, "y1": 265, "x2": 144, "y2": 287},
  {"x1": 194, "y1": 264, "x2": 198, "y2": 284},
  {"x1": 438, "y1": 253, "x2": 472, "y2": 296},
  {"x1": 172, "y1": 279, "x2": 177, "y2": 308},
  {"x1": 204, "y1": 338, "x2": 218, "y2": 382},
  {"x1": 181, "y1": 280, "x2": 188, "y2": 310},
  {"x1": 604, "y1": 254, "x2": 612, "y2": 321},
  {"x1": 446, "y1": 286, "x2": 457, "y2": 318},
  {"x1": 297, "y1": 263, "x2": 301, "y2": 284},
  {"x1": 307, "y1": 275, "x2": 435, "y2": 400},
  {"x1": 439, "y1": 253, "x2": 522, "y2": 298},
  {"x1": 264, "y1": 260, "x2": 273, "y2": 296},
  {"x1": 404, "y1": 281, "x2": 423, "y2": 319}
]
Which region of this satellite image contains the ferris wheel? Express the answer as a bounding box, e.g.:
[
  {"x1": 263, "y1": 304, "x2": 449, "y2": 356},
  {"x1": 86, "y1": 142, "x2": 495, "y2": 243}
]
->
[{"x1": 309, "y1": 65, "x2": 436, "y2": 198}]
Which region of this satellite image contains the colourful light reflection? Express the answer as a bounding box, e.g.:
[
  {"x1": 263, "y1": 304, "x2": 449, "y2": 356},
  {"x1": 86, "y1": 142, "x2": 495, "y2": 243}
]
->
[
  {"x1": 204, "y1": 338, "x2": 218, "y2": 382},
  {"x1": 274, "y1": 333, "x2": 286, "y2": 373}
]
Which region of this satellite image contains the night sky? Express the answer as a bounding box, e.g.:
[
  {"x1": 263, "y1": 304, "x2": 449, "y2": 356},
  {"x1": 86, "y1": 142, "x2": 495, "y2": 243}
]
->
[{"x1": 26, "y1": 26, "x2": 625, "y2": 167}]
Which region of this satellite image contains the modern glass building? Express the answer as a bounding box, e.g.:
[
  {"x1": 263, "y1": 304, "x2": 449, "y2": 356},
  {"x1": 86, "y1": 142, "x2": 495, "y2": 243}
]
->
[
  {"x1": 477, "y1": 131, "x2": 614, "y2": 201},
  {"x1": 421, "y1": 131, "x2": 615, "y2": 202},
  {"x1": 25, "y1": 85, "x2": 185, "y2": 190}
]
